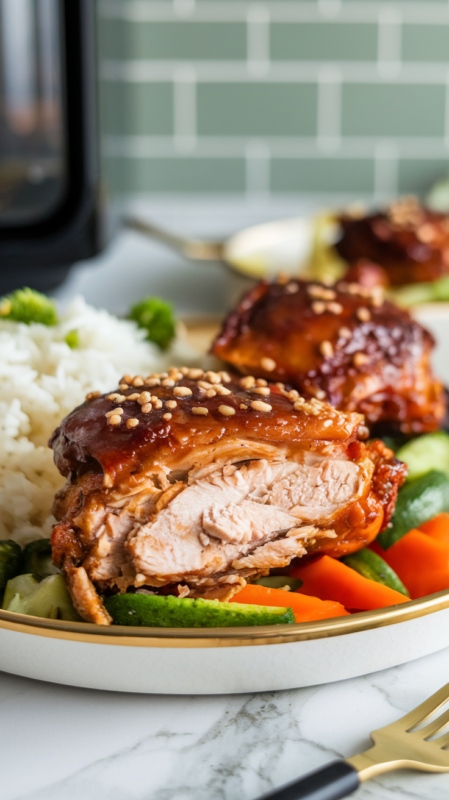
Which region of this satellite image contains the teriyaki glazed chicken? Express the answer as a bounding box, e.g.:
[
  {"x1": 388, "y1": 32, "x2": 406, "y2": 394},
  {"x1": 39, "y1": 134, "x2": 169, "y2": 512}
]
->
[{"x1": 49, "y1": 369, "x2": 406, "y2": 625}]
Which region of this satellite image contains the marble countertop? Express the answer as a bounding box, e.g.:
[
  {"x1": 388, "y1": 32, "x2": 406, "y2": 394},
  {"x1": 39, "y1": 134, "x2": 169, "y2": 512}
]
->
[{"x1": 4, "y1": 198, "x2": 449, "y2": 800}]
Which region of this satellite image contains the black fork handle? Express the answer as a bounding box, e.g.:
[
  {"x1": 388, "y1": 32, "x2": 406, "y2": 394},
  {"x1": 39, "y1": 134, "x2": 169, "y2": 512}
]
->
[{"x1": 257, "y1": 761, "x2": 360, "y2": 800}]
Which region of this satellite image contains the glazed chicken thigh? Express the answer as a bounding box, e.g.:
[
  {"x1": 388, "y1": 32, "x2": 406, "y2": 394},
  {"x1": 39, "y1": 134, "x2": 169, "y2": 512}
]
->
[
  {"x1": 212, "y1": 278, "x2": 445, "y2": 434},
  {"x1": 50, "y1": 370, "x2": 405, "y2": 624}
]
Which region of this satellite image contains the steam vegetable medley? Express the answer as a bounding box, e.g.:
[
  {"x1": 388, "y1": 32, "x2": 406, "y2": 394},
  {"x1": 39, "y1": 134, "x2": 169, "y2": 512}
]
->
[{"x1": 2, "y1": 288, "x2": 449, "y2": 628}]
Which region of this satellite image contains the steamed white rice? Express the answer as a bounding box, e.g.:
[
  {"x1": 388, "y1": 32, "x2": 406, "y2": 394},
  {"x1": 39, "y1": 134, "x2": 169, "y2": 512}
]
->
[{"x1": 0, "y1": 296, "x2": 199, "y2": 546}]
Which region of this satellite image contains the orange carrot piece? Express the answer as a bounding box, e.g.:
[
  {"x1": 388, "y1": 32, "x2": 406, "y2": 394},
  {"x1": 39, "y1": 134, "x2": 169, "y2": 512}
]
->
[
  {"x1": 373, "y1": 530, "x2": 449, "y2": 600},
  {"x1": 419, "y1": 513, "x2": 449, "y2": 545},
  {"x1": 289, "y1": 555, "x2": 409, "y2": 610},
  {"x1": 232, "y1": 584, "x2": 349, "y2": 622}
]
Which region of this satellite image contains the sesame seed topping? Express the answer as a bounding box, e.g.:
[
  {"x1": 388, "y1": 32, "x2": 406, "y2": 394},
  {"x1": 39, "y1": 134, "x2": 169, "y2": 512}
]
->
[
  {"x1": 122, "y1": 375, "x2": 132, "y2": 384},
  {"x1": 180, "y1": 367, "x2": 190, "y2": 375},
  {"x1": 141, "y1": 403, "x2": 152, "y2": 413},
  {"x1": 276, "y1": 382, "x2": 285, "y2": 391},
  {"x1": 150, "y1": 396, "x2": 159, "y2": 403},
  {"x1": 206, "y1": 389, "x2": 217, "y2": 398},
  {"x1": 126, "y1": 418, "x2": 139, "y2": 429},
  {"x1": 85, "y1": 391, "x2": 101, "y2": 401},
  {"x1": 353, "y1": 352, "x2": 369, "y2": 367},
  {"x1": 162, "y1": 412, "x2": 172, "y2": 421},
  {"x1": 127, "y1": 393, "x2": 140, "y2": 401},
  {"x1": 188, "y1": 368, "x2": 204, "y2": 379},
  {"x1": 107, "y1": 393, "x2": 119, "y2": 401},
  {"x1": 173, "y1": 386, "x2": 192, "y2": 397},
  {"x1": 119, "y1": 384, "x2": 129, "y2": 391},
  {"x1": 287, "y1": 389, "x2": 299, "y2": 400},
  {"x1": 197, "y1": 381, "x2": 213, "y2": 390},
  {"x1": 320, "y1": 340, "x2": 334, "y2": 358},
  {"x1": 253, "y1": 387, "x2": 271, "y2": 396},
  {"x1": 339, "y1": 327, "x2": 351, "y2": 339},
  {"x1": 161, "y1": 378, "x2": 175, "y2": 387},
  {"x1": 106, "y1": 408, "x2": 123, "y2": 418},
  {"x1": 192, "y1": 406, "x2": 208, "y2": 415},
  {"x1": 113, "y1": 395, "x2": 126, "y2": 404},
  {"x1": 218, "y1": 404, "x2": 236, "y2": 416},
  {"x1": 165, "y1": 400, "x2": 177, "y2": 409},
  {"x1": 312, "y1": 301, "x2": 326, "y2": 314},
  {"x1": 132, "y1": 376, "x2": 144, "y2": 387},
  {"x1": 356, "y1": 307, "x2": 371, "y2": 322},
  {"x1": 138, "y1": 391, "x2": 151, "y2": 405},
  {"x1": 108, "y1": 414, "x2": 122, "y2": 426},
  {"x1": 308, "y1": 285, "x2": 336, "y2": 300},
  {"x1": 146, "y1": 378, "x2": 161, "y2": 388},
  {"x1": 285, "y1": 282, "x2": 299, "y2": 294},
  {"x1": 205, "y1": 371, "x2": 221, "y2": 385},
  {"x1": 256, "y1": 379, "x2": 268, "y2": 387},
  {"x1": 215, "y1": 385, "x2": 231, "y2": 396},
  {"x1": 240, "y1": 376, "x2": 256, "y2": 389},
  {"x1": 260, "y1": 357, "x2": 276, "y2": 372},
  {"x1": 312, "y1": 388, "x2": 326, "y2": 400},
  {"x1": 219, "y1": 371, "x2": 232, "y2": 383},
  {"x1": 347, "y1": 283, "x2": 363, "y2": 295},
  {"x1": 250, "y1": 400, "x2": 272, "y2": 412},
  {"x1": 328, "y1": 302, "x2": 343, "y2": 315},
  {"x1": 153, "y1": 399, "x2": 163, "y2": 409},
  {"x1": 240, "y1": 404, "x2": 248, "y2": 410}
]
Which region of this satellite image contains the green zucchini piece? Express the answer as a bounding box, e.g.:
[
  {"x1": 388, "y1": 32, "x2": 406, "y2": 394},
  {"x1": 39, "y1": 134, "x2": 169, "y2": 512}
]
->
[
  {"x1": 22, "y1": 539, "x2": 59, "y2": 578},
  {"x1": 254, "y1": 576, "x2": 303, "y2": 591},
  {"x1": 341, "y1": 548, "x2": 409, "y2": 597},
  {"x1": 396, "y1": 432, "x2": 449, "y2": 482},
  {"x1": 2, "y1": 573, "x2": 81, "y2": 621},
  {"x1": 378, "y1": 470, "x2": 449, "y2": 550},
  {"x1": 0, "y1": 540, "x2": 22, "y2": 591},
  {"x1": 104, "y1": 593, "x2": 294, "y2": 627}
]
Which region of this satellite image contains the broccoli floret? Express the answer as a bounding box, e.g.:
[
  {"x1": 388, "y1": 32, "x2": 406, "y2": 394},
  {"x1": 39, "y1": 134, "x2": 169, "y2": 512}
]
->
[
  {"x1": 0, "y1": 287, "x2": 58, "y2": 326},
  {"x1": 128, "y1": 296, "x2": 176, "y2": 350}
]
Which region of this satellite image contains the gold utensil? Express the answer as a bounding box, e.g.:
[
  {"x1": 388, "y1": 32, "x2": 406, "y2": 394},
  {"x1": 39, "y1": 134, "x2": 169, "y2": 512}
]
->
[{"x1": 259, "y1": 682, "x2": 449, "y2": 799}]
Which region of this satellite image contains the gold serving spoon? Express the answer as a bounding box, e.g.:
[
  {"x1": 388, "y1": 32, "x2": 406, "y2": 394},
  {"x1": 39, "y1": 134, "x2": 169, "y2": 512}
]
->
[{"x1": 258, "y1": 682, "x2": 449, "y2": 799}]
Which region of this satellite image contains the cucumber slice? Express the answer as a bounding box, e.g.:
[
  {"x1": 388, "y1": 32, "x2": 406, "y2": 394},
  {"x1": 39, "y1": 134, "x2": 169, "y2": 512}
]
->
[
  {"x1": 104, "y1": 593, "x2": 294, "y2": 627},
  {"x1": 2, "y1": 573, "x2": 81, "y2": 621},
  {"x1": 0, "y1": 540, "x2": 22, "y2": 591},
  {"x1": 378, "y1": 470, "x2": 449, "y2": 550},
  {"x1": 254, "y1": 576, "x2": 303, "y2": 591},
  {"x1": 22, "y1": 539, "x2": 59, "y2": 578},
  {"x1": 341, "y1": 548, "x2": 409, "y2": 597},
  {"x1": 396, "y1": 432, "x2": 449, "y2": 482}
]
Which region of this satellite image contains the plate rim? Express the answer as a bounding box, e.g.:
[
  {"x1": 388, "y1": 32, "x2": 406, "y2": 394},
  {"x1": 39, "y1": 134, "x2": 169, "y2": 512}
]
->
[{"x1": 1, "y1": 588, "x2": 449, "y2": 648}]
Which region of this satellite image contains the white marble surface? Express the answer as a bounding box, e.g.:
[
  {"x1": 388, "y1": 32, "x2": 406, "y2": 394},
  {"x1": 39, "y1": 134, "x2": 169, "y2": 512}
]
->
[
  {"x1": 4, "y1": 198, "x2": 449, "y2": 800},
  {"x1": 3, "y1": 648, "x2": 449, "y2": 800}
]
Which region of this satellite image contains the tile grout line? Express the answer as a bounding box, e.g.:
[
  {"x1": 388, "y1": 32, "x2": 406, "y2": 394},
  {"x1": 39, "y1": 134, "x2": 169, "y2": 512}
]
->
[
  {"x1": 245, "y1": 140, "x2": 271, "y2": 197},
  {"x1": 316, "y1": 67, "x2": 341, "y2": 154},
  {"x1": 377, "y1": 6, "x2": 402, "y2": 80},
  {"x1": 247, "y1": 3, "x2": 270, "y2": 78},
  {"x1": 173, "y1": 66, "x2": 197, "y2": 153}
]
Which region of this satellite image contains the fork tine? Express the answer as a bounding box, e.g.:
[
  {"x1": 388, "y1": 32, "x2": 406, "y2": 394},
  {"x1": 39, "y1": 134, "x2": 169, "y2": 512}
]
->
[
  {"x1": 435, "y1": 730, "x2": 449, "y2": 750},
  {"x1": 418, "y1": 707, "x2": 449, "y2": 740},
  {"x1": 396, "y1": 683, "x2": 449, "y2": 732}
]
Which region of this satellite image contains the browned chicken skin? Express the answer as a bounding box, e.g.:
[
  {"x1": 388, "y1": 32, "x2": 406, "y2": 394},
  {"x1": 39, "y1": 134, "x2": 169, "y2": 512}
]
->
[
  {"x1": 212, "y1": 278, "x2": 445, "y2": 434},
  {"x1": 50, "y1": 370, "x2": 405, "y2": 625},
  {"x1": 336, "y1": 197, "x2": 449, "y2": 286}
]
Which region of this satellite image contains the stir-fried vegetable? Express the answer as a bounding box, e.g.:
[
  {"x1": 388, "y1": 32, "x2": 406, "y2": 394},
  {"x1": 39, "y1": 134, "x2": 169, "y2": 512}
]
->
[
  {"x1": 21, "y1": 539, "x2": 59, "y2": 578},
  {"x1": 396, "y1": 432, "x2": 449, "y2": 482},
  {"x1": 0, "y1": 287, "x2": 58, "y2": 326},
  {"x1": 233, "y1": 583, "x2": 349, "y2": 621},
  {"x1": 2, "y1": 574, "x2": 80, "y2": 621},
  {"x1": 0, "y1": 541, "x2": 22, "y2": 594},
  {"x1": 378, "y1": 470, "x2": 449, "y2": 550},
  {"x1": 372, "y1": 532, "x2": 449, "y2": 601},
  {"x1": 104, "y1": 593, "x2": 294, "y2": 627},
  {"x1": 128, "y1": 296, "x2": 176, "y2": 350},
  {"x1": 341, "y1": 548, "x2": 409, "y2": 597}
]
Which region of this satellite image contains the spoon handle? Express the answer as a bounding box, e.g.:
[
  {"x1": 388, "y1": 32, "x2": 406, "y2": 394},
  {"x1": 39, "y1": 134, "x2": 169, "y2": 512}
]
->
[{"x1": 124, "y1": 216, "x2": 224, "y2": 261}]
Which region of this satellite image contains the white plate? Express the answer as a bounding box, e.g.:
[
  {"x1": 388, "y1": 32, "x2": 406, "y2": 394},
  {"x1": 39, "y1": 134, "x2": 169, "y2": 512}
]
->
[{"x1": 2, "y1": 309, "x2": 449, "y2": 695}]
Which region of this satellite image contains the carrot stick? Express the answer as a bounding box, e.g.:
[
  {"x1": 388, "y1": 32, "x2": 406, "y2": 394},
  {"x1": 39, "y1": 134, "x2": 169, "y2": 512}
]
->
[
  {"x1": 233, "y1": 584, "x2": 349, "y2": 622},
  {"x1": 289, "y1": 555, "x2": 409, "y2": 610},
  {"x1": 372, "y1": 530, "x2": 449, "y2": 600},
  {"x1": 419, "y1": 513, "x2": 449, "y2": 545}
]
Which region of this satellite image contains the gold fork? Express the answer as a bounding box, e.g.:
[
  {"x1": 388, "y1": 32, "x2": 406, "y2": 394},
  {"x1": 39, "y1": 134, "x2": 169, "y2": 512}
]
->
[{"x1": 258, "y1": 682, "x2": 449, "y2": 800}]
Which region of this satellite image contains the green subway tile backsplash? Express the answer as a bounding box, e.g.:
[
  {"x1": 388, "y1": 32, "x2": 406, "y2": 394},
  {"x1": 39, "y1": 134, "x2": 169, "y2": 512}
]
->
[
  {"x1": 271, "y1": 23, "x2": 378, "y2": 62},
  {"x1": 98, "y1": 1, "x2": 449, "y2": 200},
  {"x1": 271, "y1": 158, "x2": 374, "y2": 194},
  {"x1": 197, "y1": 83, "x2": 317, "y2": 137},
  {"x1": 342, "y1": 84, "x2": 446, "y2": 138},
  {"x1": 107, "y1": 156, "x2": 246, "y2": 193}
]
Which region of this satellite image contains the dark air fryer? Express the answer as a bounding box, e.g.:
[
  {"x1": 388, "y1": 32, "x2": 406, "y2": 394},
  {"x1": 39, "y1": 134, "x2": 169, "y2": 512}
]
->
[{"x1": 0, "y1": 0, "x2": 102, "y2": 293}]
